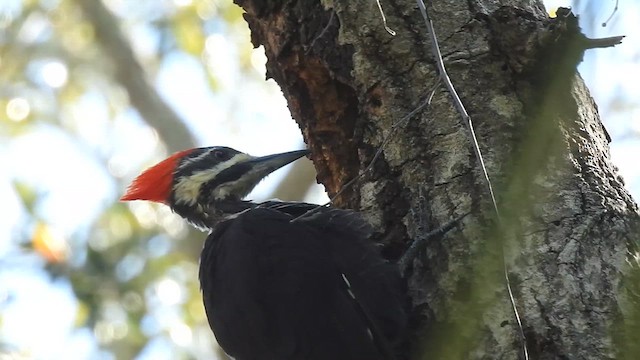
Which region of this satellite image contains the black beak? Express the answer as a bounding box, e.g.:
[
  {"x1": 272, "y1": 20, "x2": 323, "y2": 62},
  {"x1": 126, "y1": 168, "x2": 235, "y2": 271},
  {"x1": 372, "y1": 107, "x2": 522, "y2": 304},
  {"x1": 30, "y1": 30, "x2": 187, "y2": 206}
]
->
[{"x1": 248, "y1": 149, "x2": 310, "y2": 176}]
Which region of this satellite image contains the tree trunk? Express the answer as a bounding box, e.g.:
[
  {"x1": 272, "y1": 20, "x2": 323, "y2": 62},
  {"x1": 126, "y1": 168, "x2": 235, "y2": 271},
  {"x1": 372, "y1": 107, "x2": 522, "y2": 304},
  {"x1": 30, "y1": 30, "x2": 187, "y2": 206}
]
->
[{"x1": 233, "y1": 0, "x2": 640, "y2": 359}]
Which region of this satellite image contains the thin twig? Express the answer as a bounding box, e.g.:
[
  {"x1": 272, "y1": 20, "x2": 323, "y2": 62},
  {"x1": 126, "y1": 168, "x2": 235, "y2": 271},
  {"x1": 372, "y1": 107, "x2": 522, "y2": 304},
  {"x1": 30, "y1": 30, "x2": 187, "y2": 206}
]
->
[
  {"x1": 416, "y1": 1, "x2": 529, "y2": 359},
  {"x1": 306, "y1": 10, "x2": 335, "y2": 55},
  {"x1": 376, "y1": 0, "x2": 397, "y2": 36},
  {"x1": 399, "y1": 209, "x2": 469, "y2": 274},
  {"x1": 291, "y1": 79, "x2": 442, "y2": 223},
  {"x1": 601, "y1": 0, "x2": 619, "y2": 27},
  {"x1": 416, "y1": 1, "x2": 499, "y2": 217}
]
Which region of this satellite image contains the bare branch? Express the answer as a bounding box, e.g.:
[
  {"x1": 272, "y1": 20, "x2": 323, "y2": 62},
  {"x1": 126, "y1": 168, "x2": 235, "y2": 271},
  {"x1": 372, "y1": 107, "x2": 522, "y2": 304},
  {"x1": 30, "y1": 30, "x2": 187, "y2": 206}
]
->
[{"x1": 77, "y1": 0, "x2": 196, "y2": 152}]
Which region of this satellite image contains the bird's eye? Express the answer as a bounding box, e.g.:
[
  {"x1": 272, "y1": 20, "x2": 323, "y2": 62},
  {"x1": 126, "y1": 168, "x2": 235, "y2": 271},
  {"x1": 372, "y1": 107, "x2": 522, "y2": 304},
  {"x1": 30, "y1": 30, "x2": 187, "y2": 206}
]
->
[{"x1": 213, "y1": 149, "x2": 227, "y2": 160}]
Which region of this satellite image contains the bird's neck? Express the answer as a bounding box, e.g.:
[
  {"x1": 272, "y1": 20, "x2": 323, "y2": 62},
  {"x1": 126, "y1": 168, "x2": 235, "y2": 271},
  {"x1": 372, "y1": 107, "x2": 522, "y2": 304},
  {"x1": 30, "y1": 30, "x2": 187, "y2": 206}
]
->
[
  {"x1": 213, "y1": 200, "x2": 257, "y2": 216},
  {"x1": 174, "y1": 200, "x2": 258, "y2": 230}
]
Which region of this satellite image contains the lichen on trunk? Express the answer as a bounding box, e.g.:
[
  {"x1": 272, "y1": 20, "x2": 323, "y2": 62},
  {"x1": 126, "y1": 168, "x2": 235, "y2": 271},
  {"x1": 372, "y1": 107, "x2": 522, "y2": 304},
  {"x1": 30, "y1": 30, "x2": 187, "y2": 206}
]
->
[{"x1": 234, "y1": 0, "x2": 640, "y2": 358}]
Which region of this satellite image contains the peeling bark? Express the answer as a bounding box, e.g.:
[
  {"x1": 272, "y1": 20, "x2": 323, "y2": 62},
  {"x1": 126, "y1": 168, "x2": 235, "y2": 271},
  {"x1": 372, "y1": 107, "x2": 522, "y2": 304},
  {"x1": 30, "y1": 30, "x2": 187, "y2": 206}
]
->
[{"x1": 234, "y1": 0, "x2": 640, "y2": 358}]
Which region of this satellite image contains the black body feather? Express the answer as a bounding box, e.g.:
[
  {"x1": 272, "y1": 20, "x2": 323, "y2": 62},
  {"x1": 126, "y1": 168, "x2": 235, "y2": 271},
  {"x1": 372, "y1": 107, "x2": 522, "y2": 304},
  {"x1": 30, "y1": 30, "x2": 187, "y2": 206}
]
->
[{"x1": 199, "y1": 203, "x2": 406, "y2": 360}]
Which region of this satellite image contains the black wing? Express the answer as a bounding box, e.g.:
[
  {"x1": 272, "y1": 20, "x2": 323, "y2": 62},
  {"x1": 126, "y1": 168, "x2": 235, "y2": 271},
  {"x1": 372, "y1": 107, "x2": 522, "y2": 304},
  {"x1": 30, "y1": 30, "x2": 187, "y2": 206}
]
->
[{"x1": 199, "y1": 205, "x2": 406, "y2": 360}]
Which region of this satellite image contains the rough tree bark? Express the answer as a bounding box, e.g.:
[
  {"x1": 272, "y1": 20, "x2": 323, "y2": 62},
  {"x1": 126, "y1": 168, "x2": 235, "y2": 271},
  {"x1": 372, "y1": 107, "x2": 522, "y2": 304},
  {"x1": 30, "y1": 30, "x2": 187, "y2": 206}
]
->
[{"x1": 234, "y1": 0, "x2": 640, "y2": 359}]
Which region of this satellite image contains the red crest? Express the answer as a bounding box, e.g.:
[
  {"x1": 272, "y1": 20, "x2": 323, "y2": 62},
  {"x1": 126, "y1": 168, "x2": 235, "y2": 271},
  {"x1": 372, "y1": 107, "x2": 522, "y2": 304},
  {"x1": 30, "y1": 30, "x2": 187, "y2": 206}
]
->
[{"x1": 120, "y1": 149, "x2": 195, "y2": 203}]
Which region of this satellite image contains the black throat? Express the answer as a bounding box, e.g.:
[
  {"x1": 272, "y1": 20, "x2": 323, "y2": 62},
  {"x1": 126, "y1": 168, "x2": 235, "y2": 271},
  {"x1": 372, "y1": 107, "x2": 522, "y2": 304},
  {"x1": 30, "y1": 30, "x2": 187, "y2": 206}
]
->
[{"x1": 171, "y1": 199, "x2": 259, "y2": 230}]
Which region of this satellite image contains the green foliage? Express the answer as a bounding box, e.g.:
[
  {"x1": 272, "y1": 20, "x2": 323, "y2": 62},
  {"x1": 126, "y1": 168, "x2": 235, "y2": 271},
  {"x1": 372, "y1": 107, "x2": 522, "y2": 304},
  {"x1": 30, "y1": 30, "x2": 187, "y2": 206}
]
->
[{"x1": 0, "y1": 0, "x2": 253, "y2": 358}]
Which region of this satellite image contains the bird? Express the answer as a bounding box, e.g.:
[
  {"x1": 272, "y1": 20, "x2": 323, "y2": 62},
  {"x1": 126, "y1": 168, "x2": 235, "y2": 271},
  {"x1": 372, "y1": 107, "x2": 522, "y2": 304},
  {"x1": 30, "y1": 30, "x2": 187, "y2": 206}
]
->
[{"x1": 120, "y1": 146, "x2": 407, "y2": 360}]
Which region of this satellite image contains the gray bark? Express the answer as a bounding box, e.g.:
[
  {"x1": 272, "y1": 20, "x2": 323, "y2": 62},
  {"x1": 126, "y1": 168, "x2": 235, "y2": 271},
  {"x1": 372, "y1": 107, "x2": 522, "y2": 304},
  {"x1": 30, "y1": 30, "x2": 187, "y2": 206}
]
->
[{"x1": 235, "y1": 0, "x2": 640, "y2": 359}]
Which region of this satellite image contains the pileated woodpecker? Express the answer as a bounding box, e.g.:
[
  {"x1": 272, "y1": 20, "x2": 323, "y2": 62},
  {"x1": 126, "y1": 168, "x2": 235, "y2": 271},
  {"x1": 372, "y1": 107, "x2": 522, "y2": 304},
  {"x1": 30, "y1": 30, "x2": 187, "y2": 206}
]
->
[{"x1": 121, "y1": 146, "x2": 407, "y2": 360}]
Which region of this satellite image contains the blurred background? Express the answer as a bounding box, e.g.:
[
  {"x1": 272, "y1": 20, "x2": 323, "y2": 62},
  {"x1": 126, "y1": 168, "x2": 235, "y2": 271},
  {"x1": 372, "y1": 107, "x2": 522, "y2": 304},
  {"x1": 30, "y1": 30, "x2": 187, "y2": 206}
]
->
[{"x1": 0, "y1": 0, "x2": 637, "y2": 359}]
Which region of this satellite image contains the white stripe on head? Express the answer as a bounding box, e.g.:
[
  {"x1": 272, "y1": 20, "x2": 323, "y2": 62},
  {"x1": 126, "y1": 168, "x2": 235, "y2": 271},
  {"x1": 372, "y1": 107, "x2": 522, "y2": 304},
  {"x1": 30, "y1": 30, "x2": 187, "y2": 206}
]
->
[
  {"x1": 177, "y1": 148, "x2": 215, "y2": 171},
  {"x1": 173, "y1": 153, "x2": 253, "y2": 205}
]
